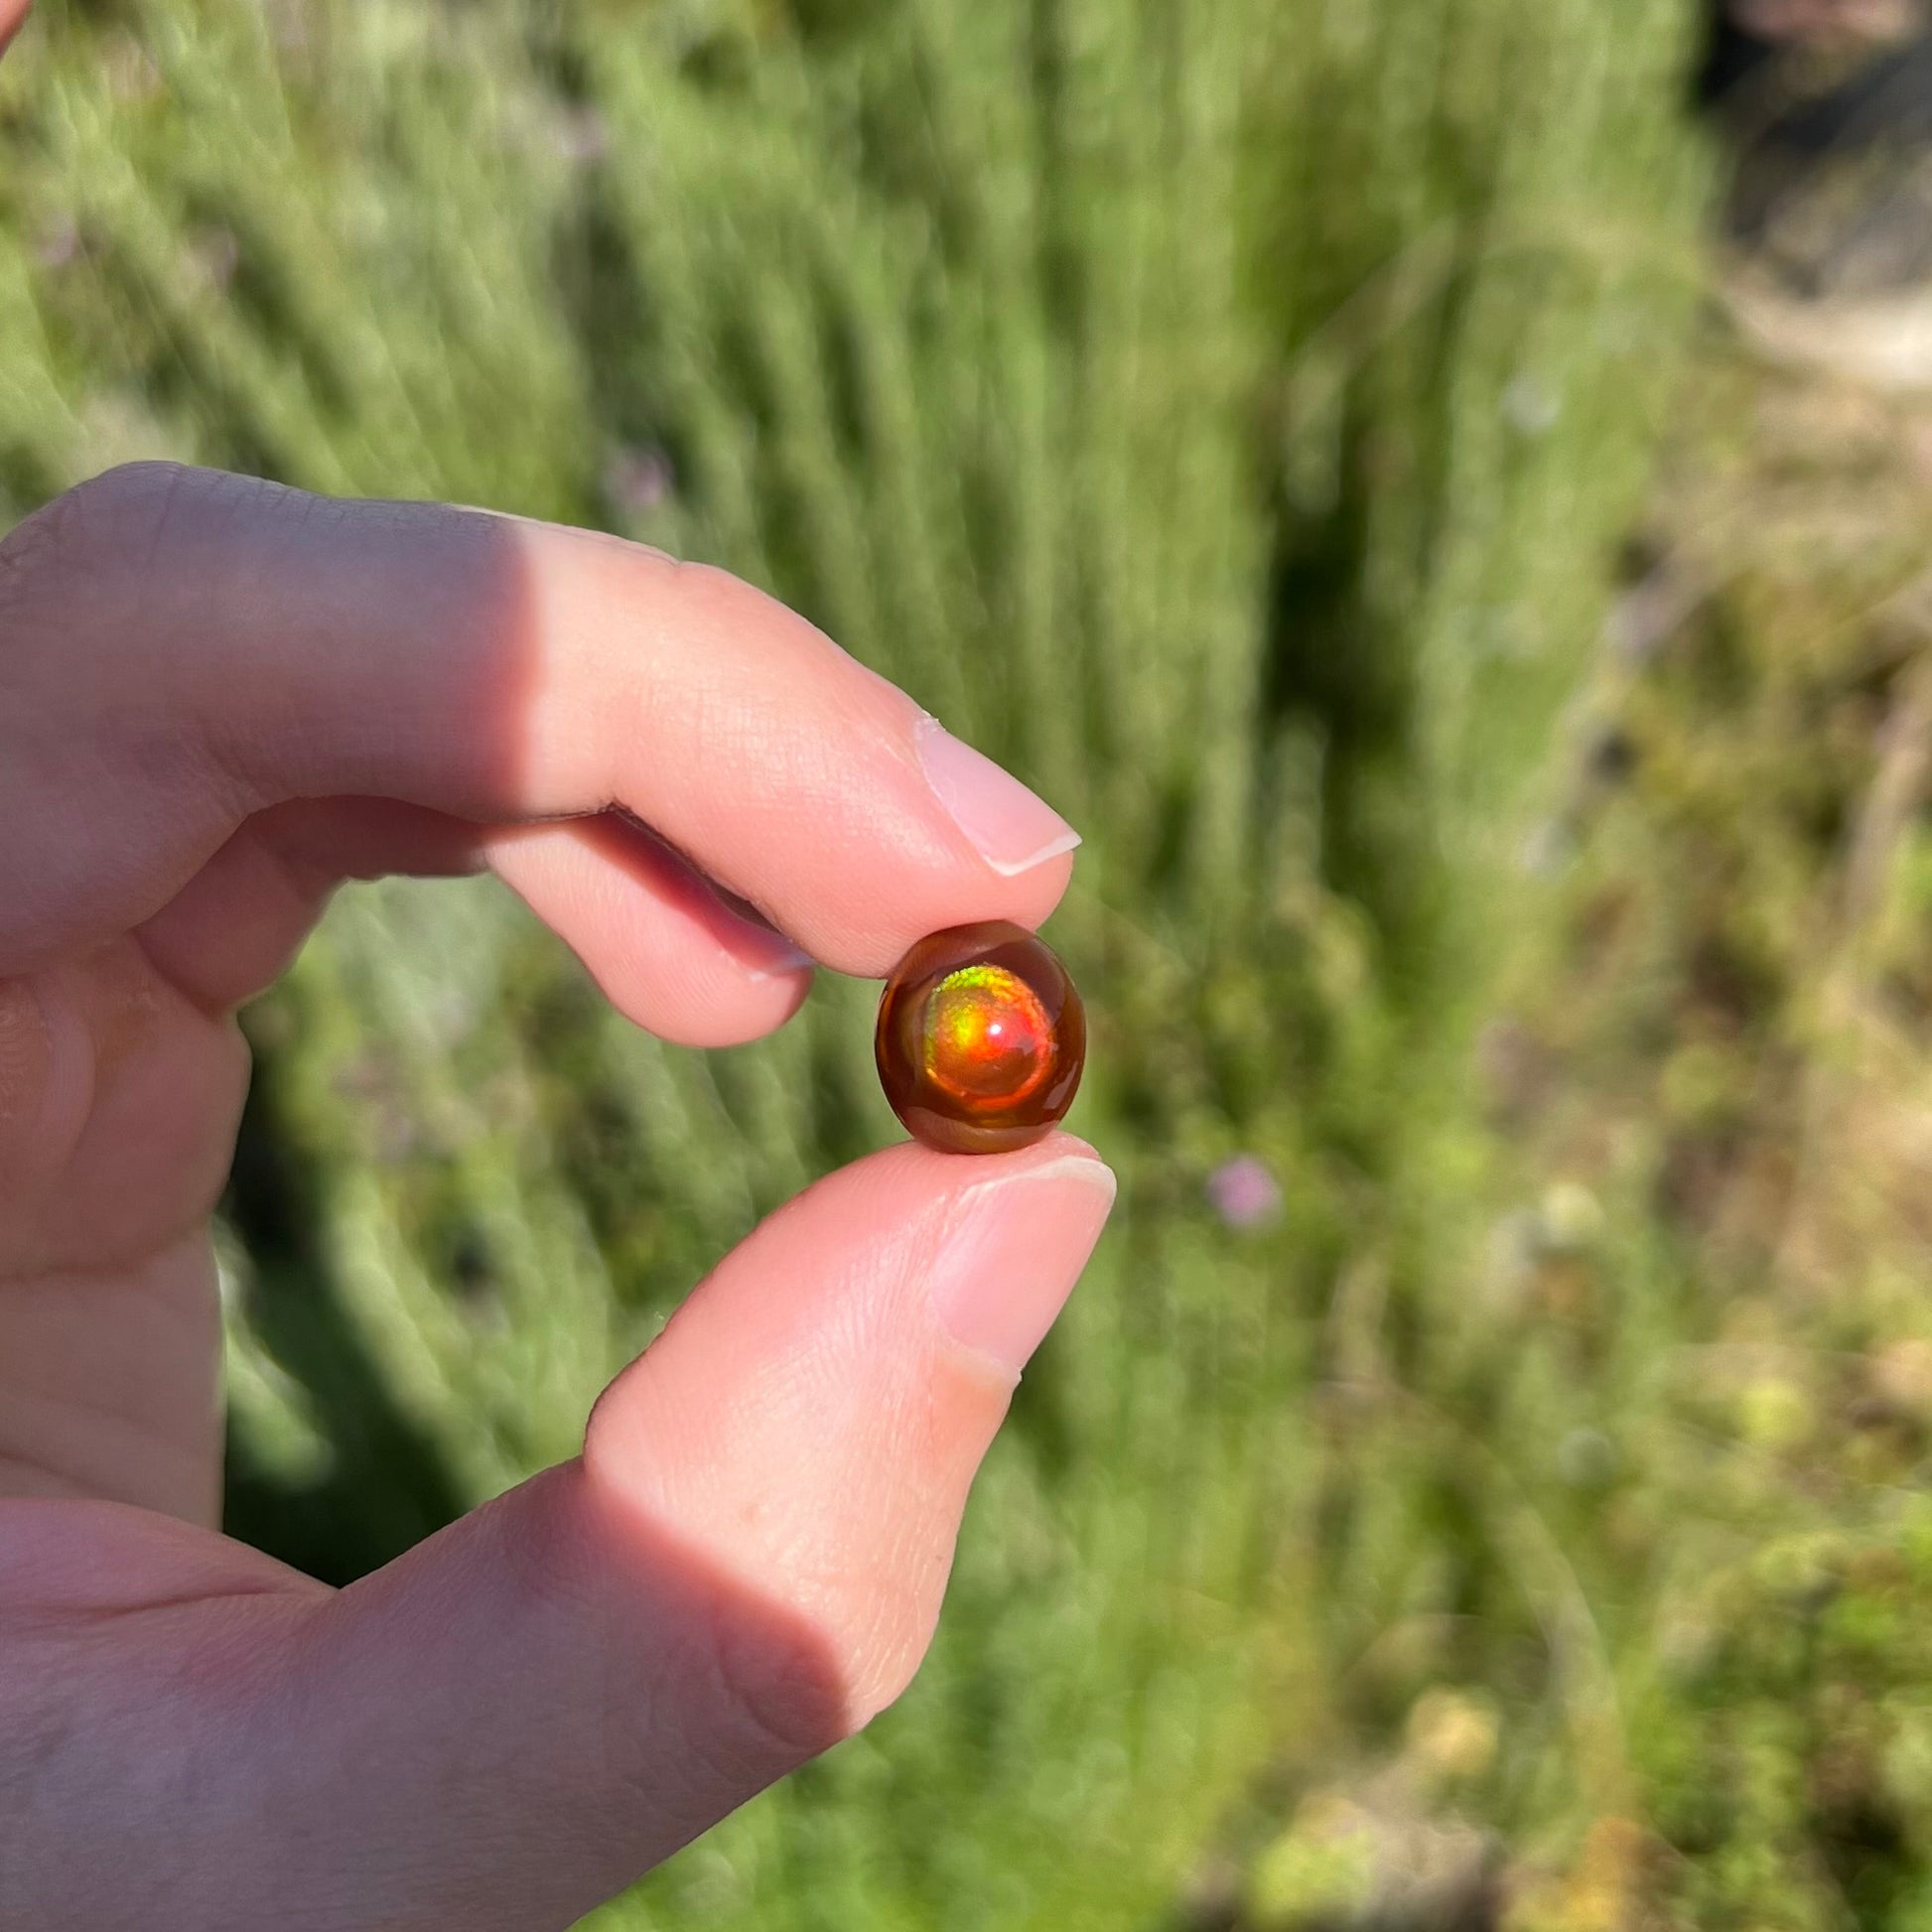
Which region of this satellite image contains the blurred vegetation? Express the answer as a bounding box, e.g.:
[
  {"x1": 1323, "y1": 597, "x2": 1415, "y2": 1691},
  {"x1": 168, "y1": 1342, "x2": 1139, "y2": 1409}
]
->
[{"x1": 25, "y1": 2, "x2": 1932, "y2": 1929}]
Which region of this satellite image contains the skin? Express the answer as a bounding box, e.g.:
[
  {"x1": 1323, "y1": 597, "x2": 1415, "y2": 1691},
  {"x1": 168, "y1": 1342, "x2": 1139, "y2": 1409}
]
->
[
  {"x1": 0, "y1": 14, "x2": 1114, "y2": 1921},
  {"x1": 1731, "y1": 0, "x2": 1915, "y2": 45}
]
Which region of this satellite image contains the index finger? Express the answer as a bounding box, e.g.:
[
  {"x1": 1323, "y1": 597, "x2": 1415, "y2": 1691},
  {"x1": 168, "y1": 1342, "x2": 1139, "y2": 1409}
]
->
[{"x1": 0, "y1": 464, "x2": 1078, "y2": 975}]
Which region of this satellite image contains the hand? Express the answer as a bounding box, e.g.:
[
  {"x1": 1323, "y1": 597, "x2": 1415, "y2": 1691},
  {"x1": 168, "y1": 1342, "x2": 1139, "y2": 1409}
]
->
[
  {"x1": 1730, "y1": 0, "x2": 1914, "y2": 45},
  {"x1": 0, "y1": 453, "x2": 1113, "y2": 1926}
]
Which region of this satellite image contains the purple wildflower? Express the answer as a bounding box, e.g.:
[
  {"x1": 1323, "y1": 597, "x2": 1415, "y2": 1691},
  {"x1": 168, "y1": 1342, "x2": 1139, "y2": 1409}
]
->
[
  {"x1": 33, "y1": 216, "x2": 78, "y2": 270},
  {"x1": 1207, "y1": 1155, "x2": 1283, "y2": 1231},
  {"x1": 604, "y1": 445, "x2": 674, "y2": 518}
]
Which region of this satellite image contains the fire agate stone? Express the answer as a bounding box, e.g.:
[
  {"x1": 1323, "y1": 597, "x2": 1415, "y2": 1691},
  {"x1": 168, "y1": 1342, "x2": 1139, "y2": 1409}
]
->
[{"x1": 875, "y1": 921, "x2": 1086, "y2": 1154}]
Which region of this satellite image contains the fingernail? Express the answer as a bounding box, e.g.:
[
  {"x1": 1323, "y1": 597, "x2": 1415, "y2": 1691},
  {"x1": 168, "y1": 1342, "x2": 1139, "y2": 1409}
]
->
[
  {"x1": 930, "y1": 1155, "x2": 1117, "y2": 1375},
  {"x1": 706, "y1": 879, "x2": 814, "y2": 979},
  {"x1": 914, "y1": 717, "x2": 1081, "y2": 878},
  {"x1": 741, "y1": 934, "x2": 816, "y2": 981}
]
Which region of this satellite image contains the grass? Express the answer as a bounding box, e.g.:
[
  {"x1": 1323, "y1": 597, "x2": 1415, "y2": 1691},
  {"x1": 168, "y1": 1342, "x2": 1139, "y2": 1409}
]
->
[{"x1": 13, "y1": 2, "x2": 1888, "y2": 1927}]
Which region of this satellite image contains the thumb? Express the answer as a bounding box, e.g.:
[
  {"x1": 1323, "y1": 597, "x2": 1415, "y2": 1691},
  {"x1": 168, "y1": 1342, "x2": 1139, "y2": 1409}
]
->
[{"x1": 254, "y1": 1135, "x2": 1115, "y2": 1932}]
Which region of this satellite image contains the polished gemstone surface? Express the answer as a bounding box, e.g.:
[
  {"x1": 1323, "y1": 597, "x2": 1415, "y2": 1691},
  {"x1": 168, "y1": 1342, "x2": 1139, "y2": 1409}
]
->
[{"x1": 875, "y1": 921, "x2": 1086, "y2": 1154}]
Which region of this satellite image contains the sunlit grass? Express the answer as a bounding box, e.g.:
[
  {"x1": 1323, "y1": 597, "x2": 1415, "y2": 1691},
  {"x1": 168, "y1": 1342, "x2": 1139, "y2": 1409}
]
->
[{"x1": 0, "y1": 2, "x2": 1738, "y2": 1925}]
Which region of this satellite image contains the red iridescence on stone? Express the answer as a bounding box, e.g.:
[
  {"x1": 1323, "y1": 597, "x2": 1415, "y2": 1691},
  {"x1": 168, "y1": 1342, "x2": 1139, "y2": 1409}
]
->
[{"x1": 875, "y1": 920, "x2": 1086, "y2": 1154}]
